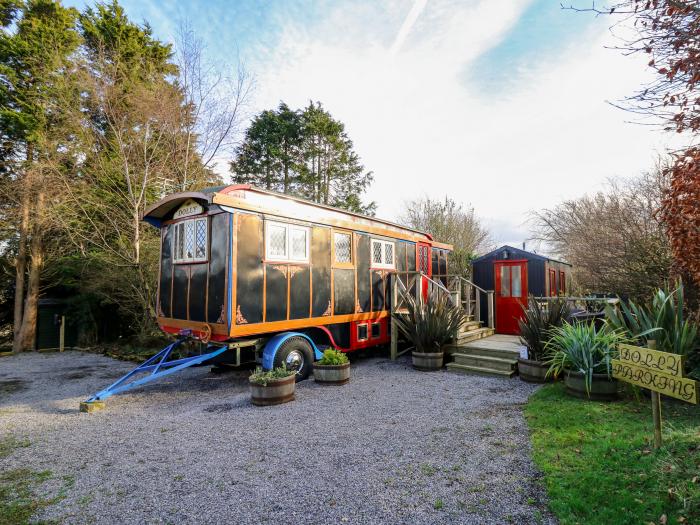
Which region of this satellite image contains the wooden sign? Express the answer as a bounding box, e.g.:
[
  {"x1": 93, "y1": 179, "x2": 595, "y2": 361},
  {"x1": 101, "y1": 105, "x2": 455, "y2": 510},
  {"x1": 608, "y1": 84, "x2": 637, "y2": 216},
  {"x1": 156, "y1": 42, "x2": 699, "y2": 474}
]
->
[
  {"x1": 173, "y1": 199, "x2": 203, "y2": 220},
  {"x1": 613, "y1": 341, "x2": 698, "y2": 449},
  {"x1": 617, "y1": 343, "x2": 685, "y2": 377},
  {"x1": 611, "y1": 359, "x2": 697, "y2": 404}
]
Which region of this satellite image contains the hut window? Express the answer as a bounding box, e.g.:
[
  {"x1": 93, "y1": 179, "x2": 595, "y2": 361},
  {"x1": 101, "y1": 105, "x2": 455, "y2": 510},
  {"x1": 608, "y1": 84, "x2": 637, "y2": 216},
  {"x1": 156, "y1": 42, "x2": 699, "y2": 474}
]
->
[
  {"x1": 549, "y1": 269, "x2": 557, "y2": 296},
  {"x1": 265, "y1": 221, "x2": 310, "y2": 263},
  {"x1": 334, "y1": 232, "x2": 352, "y2": 263},
  {"x1": 500, "y1": 265, "x2": 511, "y2": 297},
  {"x1": 559, "y1": 271, "x2": 566, "y2": 294},
  {"x1": 371, "y1": 239, "x2": 395, "y2": 269},
  {"x1": 173, "y1": 217, "x2": 208, "y2": 263}
]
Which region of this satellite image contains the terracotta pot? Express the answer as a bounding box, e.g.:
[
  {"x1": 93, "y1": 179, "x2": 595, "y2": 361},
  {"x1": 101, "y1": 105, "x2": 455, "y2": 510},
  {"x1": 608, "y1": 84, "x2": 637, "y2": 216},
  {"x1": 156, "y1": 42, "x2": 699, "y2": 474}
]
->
[
  {"x1": 313, "y1": 362, "x2": 350, "y2": 385},
  {"x1": 249, "y1": 375, "x2": 295, "y2": 406},
  {"x1": 564, "y1": 371, "x2": 618, "y2": 401},
  {"x1": 518, "y1": 358, "x2": 552, "y2": 383},
  {"x1": 412, "y1": 351, "x2": 444, "y2": 371}
]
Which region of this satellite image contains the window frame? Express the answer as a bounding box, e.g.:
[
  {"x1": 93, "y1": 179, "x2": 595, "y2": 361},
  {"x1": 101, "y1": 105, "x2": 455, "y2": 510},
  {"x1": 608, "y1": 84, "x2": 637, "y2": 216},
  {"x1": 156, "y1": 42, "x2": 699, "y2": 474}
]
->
[
  {"x1": 332, "y1": 229, "x2": 354, "y2": 269},
  {"x1": 559, "y1": 270, "x2": 566, "y2": 295},
  {"x1": 370, "y1": 238, "x2": 396, "y2": 270},
  {"x1": 173, "y1": 216, "x2": 209, "y2": 264},
  {"x1": 548, "y1": 268, "x2": 557, "y2": 297},
  {"x1": 264, "y1": 220, "x2": 310, "y2": 264}
]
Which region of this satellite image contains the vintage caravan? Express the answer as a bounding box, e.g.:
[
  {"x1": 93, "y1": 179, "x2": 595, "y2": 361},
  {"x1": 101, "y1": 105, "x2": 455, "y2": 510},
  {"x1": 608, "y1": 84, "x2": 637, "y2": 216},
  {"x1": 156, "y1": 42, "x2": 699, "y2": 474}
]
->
[{"x1": 133, "y1": 185, "x2": 453, "y2": 383}]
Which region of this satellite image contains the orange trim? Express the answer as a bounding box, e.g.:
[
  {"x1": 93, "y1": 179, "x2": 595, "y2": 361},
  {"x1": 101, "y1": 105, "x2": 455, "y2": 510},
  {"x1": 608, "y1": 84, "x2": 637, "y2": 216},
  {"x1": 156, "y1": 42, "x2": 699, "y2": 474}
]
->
[
  {"x1": 229, "y1": 311, "x2": 390, "y2": 338},
  {"x1": 230, "y1": 213, "x2": 238, "y2": 327}
]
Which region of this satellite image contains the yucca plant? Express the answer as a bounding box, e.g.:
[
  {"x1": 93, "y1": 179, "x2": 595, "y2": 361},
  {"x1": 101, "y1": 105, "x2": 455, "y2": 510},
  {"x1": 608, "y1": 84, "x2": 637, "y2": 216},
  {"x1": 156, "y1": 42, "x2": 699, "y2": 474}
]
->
[
  {"x1": 605, "y1": 283, "x2": 698, "y2": 357},
  {"x1": 518, "y1": 296, "x2": 572, "y2": 362},
  {"x1": 392, "y1": 291, "x2": 466, "y2": 354},
  {"x1": 546, "y1": 322, "x2": 626, "y2": 395}
]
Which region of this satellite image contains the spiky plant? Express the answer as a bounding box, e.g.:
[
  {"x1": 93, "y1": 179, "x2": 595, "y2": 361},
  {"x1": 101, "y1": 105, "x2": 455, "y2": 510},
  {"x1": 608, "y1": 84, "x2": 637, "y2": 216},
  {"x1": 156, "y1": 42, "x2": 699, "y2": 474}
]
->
[
  {"x1": 518, "y1": 296, "x2": 572, "y2": 362},
  {"x1": 392, "y1": 291, "x2": 466, "y2": 354},
  {"x1": 545, "y1": 322, "x2": 626, "y2": 395}
]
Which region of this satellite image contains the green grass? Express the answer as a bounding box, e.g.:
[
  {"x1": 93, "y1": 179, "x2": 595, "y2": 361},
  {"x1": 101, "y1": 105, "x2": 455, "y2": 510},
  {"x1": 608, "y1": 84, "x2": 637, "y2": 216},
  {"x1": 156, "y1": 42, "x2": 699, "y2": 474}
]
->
[
  {"x1": 0, "y1": 436, "x2": 59, "y2": 525},
  {"x1": 526, "y1": 383, "x2": 700, "y2": 525}
]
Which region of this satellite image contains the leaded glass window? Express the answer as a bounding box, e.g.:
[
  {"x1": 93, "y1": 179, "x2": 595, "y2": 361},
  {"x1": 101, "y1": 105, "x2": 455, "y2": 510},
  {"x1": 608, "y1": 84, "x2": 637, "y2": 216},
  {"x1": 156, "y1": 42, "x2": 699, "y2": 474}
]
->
[
  {"x1": 265, "y1": 221, "x2": 310, "y2": 263},
  {"x1": 334, "y1": 232, "x2": 352, "y2": 263},
  {"x1": 371, "y1": 239, "x2": 395, "y2": 269},
  {"x1": 173, "y1": 217, "x2": 208, "y2": 263}
]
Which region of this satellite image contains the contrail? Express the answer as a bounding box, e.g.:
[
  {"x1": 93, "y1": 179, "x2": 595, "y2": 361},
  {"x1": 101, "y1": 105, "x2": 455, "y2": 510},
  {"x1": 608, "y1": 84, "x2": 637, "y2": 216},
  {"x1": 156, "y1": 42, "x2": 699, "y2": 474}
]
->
[{"x1": 389, "y1": 0, "x2": 428, "y2": 56}]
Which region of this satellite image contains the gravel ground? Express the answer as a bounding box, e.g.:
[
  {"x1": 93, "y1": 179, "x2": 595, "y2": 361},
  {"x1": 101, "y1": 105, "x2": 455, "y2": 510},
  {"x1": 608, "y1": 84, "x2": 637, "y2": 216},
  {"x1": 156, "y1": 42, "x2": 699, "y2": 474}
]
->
[{"x1": 1, "y1": 350, "x2": 556, "y2": 524}]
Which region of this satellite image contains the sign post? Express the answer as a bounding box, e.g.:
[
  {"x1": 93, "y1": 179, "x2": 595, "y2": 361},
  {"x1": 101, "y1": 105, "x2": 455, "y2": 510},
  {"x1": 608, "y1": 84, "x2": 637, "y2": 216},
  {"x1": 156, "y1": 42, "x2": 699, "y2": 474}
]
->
[{"x1": 612, "y1": 340, "x2": 698, "y2": 449}]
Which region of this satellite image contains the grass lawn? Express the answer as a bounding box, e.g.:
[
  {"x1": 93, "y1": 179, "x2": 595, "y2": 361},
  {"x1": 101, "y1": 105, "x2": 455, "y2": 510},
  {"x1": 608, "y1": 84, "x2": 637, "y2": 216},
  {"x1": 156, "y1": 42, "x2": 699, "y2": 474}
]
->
[{"x1": 526, "y1": 383, "x2": 700, "y2": 525}]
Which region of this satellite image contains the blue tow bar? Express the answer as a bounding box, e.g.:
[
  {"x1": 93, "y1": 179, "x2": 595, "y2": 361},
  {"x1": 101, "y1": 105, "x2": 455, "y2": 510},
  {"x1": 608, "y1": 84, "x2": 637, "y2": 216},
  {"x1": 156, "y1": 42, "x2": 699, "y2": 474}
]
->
[{"x1": 83, "y1": 338, "x2": 228, "y2": 406}]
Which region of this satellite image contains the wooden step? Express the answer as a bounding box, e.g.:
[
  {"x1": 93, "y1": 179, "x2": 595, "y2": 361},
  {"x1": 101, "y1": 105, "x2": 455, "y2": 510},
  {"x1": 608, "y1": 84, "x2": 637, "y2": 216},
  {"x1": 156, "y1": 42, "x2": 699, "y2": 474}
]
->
[
  {"x1": 452, "y1": 353, "x2": 517, "y2": 372},
  {"x1": 451, "y1": 345, "x2": 521, "y2": 361},
  {"x1": 460, "y1": 320, "x2": 482, "y2": 333},
  {"x1": 455, "y1": 327, "x2": 494, "y2": 344},
  {"x1": 446, "y1": 362, "x2": 516, "y2": 378}
]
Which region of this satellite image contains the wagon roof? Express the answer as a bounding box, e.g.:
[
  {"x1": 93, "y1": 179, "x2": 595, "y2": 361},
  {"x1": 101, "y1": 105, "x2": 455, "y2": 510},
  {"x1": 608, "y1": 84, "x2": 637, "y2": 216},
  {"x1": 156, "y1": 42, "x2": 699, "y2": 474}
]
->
[{"x1": 143, "y1": 185, "x2": 454, "y2": 250}]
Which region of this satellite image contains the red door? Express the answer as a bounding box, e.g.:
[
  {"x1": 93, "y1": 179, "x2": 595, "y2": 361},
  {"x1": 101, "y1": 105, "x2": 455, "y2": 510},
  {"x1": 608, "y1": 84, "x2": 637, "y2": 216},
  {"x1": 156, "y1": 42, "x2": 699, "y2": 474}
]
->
[
  {"x1": 494, "y1": 260, "x2": 528, "y2": 335},
  {"x1": 417, "y1": 242, "x2": 432, "y2": 301}
]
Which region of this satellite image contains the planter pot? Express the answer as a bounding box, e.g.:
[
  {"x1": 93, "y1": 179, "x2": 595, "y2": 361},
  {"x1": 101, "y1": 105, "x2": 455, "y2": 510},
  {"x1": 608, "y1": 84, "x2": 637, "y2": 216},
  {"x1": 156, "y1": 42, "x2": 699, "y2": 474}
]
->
[
  {"x1": 518, "y1": 358, "x2": 552, "y2": 383},
  {"x1": 313, "y1": 362, "x2": 350, "y2": 385},
  {"x1": 249, "y1": 375, "x2": 295, "y2": 406},
  {"x1": 564, "y1": 371, "x2": 618, "y2": 401},
  {"x1": 412, "y1": 351, "x2": 444, "y2": 371}
]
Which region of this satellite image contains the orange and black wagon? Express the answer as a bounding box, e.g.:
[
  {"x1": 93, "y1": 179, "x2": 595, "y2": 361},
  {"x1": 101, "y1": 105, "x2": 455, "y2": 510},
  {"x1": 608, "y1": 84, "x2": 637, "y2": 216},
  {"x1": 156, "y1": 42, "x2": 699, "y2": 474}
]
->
[{"x1": 83, "y1": 185, "x2": 452, "y2": 407}]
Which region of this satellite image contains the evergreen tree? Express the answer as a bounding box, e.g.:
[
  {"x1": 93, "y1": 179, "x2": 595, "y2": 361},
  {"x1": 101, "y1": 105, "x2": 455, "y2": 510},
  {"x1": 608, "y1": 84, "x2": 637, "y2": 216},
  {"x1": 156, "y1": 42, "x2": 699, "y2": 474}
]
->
[{"x1": 231, "y1": 100, "x2": 375, "y2": 215}]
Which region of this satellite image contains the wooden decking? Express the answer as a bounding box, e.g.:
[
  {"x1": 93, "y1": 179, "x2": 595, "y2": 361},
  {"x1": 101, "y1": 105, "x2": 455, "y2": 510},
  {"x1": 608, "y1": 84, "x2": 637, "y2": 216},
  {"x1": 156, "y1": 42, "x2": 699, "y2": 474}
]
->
[{"x1": 446, "y1": 334, "x2": 525, "y2": 377}]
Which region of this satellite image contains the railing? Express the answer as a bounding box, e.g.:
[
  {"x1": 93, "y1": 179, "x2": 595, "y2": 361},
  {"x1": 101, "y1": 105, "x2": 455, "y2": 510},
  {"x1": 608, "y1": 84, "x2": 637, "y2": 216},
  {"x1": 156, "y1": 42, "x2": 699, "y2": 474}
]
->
[
  {"x1": 532, "y1": 296, "x2": 620, "y2": 313},
  {"x1": 389, "y1": 272, "x2": 495, "y2": 360}
]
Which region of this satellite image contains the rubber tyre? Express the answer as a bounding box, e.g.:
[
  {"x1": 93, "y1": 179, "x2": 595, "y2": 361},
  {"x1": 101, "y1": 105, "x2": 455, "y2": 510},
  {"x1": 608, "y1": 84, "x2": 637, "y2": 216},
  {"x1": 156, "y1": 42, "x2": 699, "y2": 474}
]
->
[{"x1": 273, "y1": 336, "x2": 314, "y2": 382}]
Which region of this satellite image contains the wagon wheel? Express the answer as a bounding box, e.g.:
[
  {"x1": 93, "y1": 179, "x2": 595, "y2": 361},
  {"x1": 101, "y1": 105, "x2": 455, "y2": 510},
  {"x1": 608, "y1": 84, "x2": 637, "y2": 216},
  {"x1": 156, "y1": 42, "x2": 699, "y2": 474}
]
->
[{"x1": 273, "y1": 337, "x2": 313, "y2": 382}]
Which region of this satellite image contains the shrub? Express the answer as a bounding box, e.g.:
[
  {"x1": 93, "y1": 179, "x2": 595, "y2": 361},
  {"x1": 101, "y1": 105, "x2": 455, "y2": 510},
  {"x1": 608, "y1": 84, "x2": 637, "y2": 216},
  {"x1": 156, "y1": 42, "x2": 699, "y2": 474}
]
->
[
  {"x1": 249, "y1": 366, "x2": 295, "y2": 386},
  {"x1": 316, "y1": 348, "x2": 349, "y2": 366},
  {"x1": 518, "y1": 296, "x2": 572, "y2": 362},
  {"x1": 605, "y1": 283, "x2": 699, "y2": 377},
  {"x1": 546, "y1": 322, "x2": 626, "y2": 394},
  {"x1": 392, "y1": 291, "x2": 465, "y2": 354}
]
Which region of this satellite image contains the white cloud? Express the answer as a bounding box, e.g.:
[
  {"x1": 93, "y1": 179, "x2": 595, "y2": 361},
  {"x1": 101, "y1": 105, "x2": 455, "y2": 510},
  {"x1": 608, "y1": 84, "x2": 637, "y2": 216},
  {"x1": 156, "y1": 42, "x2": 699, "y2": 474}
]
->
[{"x1": 249, "y1": 0, "x2": 683, "y2": 248}]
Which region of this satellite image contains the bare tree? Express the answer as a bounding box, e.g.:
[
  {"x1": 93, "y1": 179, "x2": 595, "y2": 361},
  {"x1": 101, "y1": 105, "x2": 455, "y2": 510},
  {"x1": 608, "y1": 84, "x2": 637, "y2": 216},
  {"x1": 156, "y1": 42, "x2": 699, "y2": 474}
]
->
[
  {"x1": 399, "y1": 196, "x2": 490, "y2": 277},
  {"x1": 531, "y1": 167, "x2": 672, "y2": 300},
  {"x1": 174, "y1": 21, "x2": 253, "y2": 192}
]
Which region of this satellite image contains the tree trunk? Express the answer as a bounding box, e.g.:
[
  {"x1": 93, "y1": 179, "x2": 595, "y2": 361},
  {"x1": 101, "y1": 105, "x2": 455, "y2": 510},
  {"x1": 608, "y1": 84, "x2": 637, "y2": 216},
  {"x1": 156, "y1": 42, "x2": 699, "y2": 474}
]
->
[
  {"x1": 13, "y1": 144, "x2": 33, "y2": 353},
  {"x1": 16, "y1": 189, "x2": 44, "y2": 352},
  {"x1": 133, "y1": 207, "x2": 141, "y2": 264}
]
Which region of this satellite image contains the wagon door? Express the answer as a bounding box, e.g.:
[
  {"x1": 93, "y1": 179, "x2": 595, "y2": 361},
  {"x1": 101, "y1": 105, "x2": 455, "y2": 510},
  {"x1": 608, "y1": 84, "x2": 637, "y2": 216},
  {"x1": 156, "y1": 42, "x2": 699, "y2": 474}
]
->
[{"x1": 494, "y1": 260, "x2": 528, "y2": 335}]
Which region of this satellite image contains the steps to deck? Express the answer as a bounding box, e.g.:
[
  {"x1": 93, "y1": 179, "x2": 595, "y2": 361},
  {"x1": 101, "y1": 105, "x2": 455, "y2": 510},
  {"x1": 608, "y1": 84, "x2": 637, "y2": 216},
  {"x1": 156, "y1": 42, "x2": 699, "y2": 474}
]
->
[{"x1": 445, "y1": 334, "x2": 523, "y2": 378}]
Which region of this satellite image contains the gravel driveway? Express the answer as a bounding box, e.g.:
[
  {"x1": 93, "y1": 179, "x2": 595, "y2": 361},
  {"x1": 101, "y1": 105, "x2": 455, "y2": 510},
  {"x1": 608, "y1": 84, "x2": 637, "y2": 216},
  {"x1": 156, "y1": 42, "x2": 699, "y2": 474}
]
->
[{"x1": 1, "y1": 351, "x2": 555, "y2": 524}]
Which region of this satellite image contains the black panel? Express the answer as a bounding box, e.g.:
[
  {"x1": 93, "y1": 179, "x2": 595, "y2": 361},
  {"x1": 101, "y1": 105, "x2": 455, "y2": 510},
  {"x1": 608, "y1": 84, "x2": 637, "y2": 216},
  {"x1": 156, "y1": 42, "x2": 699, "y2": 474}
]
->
[
  {"x1": 159, "y1": 225, "x2": 172, "y2": 318},
  {"x1": 265, "y1": 264, "x2": 288, "y2": 322},
  {"x1": 528, "y1": 259, "x2": 545, "y2": 297},
  {"x1": 189, "y1": 263, "x2": 207, "y2": 322},
  {"x1": 327, "y1": 323, "x2": 351, "y2": 348},
  {"x1": 208, "y1": 213, "x2": 228, "y2": 324},
  {"x1": 289, "y1": 266, "x2": 310, "y2": 320},
  {"x1": 372, "y1": 271, "x2": 385, "y2": 311},
  {"x1": 311, "y1": 227, "x2": 331, "y2": 317},
  {"x1": 172, "y1": 265, "x2": 188, "y2": 320},
  {"x1": 236, "y1": 214, "x2": 263, "y2": 324},
  {"x1": 439, "y1": 250, "x2": 448, "y2": 283},
  {"x1": 371, "y1": 322, "x2": 381, "y2": 338},
  {"x1": 357, "y1": 234, "x2": 371, "y2": 313},
  {"x1": 333, "y1": 268, "x2": 355, "y2": 315},
  {"x1": 432, "y1": 248, "x2": 439, "y2": 277}
]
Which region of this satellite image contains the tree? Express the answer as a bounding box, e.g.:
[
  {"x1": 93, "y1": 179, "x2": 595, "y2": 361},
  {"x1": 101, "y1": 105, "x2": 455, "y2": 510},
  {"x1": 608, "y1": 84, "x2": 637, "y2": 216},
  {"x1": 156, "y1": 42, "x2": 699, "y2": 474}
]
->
[
  {"x1": 660, "y1": 149, "x2": 700, "y2": 292},
  {"x1": 566, "y1": 1, "x2": 700, "y2": 134},
  {"x1": 0, "y1": 0, "x2": 83, "y2": 351},
  {"x1": 531, "y1": 170, "x2": 672, "y2": 300},
  {"x1": 231, "y1": 101, "x2": 376, "y2": 214},
  {"x1": 399, "y1": 196, "x2": 490, "y2": 277}
]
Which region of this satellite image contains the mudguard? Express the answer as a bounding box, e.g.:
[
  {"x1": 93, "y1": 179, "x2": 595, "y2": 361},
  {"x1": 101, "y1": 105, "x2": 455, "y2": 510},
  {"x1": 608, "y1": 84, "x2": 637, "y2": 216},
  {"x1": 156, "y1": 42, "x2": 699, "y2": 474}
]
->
[{"x1": 262, "y1": 332, "x2": 323, "y2": 370}]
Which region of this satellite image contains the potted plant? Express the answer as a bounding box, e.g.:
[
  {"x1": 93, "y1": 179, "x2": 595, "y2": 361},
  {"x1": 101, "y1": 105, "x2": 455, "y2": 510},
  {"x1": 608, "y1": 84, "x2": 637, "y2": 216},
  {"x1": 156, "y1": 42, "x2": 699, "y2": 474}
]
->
[
  {"x1": 546, "y1": 322, "x2": 624, "y2": 401},
  {"x1": 249, "y1": 366, "x2": 296, "y2": 406},
  {"x1": 518, "y1": 296, "x2": 571, "y2": 383},
  {"x1": 313, "y1": 348, "x2": 351, "y2": 384},
  {"x1": 392, "y1": 291, "x2": 466, "y2": 370}
]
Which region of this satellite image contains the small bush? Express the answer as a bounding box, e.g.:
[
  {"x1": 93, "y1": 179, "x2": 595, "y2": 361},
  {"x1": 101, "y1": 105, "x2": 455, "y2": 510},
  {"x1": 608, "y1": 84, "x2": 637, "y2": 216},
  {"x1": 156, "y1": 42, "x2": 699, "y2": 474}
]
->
[
  {"x1": 249, "y1": 366, "x2": 295, "y2": 386},
  {"x1": 316, "y1": 348, "x2": 349, "y2": 366}
]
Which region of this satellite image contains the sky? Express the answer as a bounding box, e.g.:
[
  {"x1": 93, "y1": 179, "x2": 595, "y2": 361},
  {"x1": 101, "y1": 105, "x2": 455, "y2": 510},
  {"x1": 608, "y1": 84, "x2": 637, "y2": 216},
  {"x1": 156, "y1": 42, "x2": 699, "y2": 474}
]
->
[{"x1": 66, "y1": 0, "x2": 683, "y2": 251}]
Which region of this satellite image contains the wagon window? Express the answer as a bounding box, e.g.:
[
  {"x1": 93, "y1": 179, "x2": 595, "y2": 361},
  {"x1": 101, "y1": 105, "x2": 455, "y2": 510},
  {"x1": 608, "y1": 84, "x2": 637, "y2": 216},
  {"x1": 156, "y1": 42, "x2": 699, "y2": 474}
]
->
[
  {"x1": 371, "y1": 239, "x2": 395, "y2": 269},
  {"x1": 265, "y1": 221, "x2": 310, "y2": 263},
  {"x1": 173, "y1": 217, "x2": 208, "y2": 263},
  {"x1": 334, "y1": 232, "x2": 352, "y2": 264}
]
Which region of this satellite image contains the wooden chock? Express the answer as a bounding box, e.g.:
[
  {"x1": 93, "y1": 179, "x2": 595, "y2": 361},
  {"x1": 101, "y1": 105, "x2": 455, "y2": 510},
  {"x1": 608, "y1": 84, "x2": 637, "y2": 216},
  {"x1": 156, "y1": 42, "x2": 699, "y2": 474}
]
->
[{"x1": 79, "y1": 401, "x2": 106, "y2": 413}]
